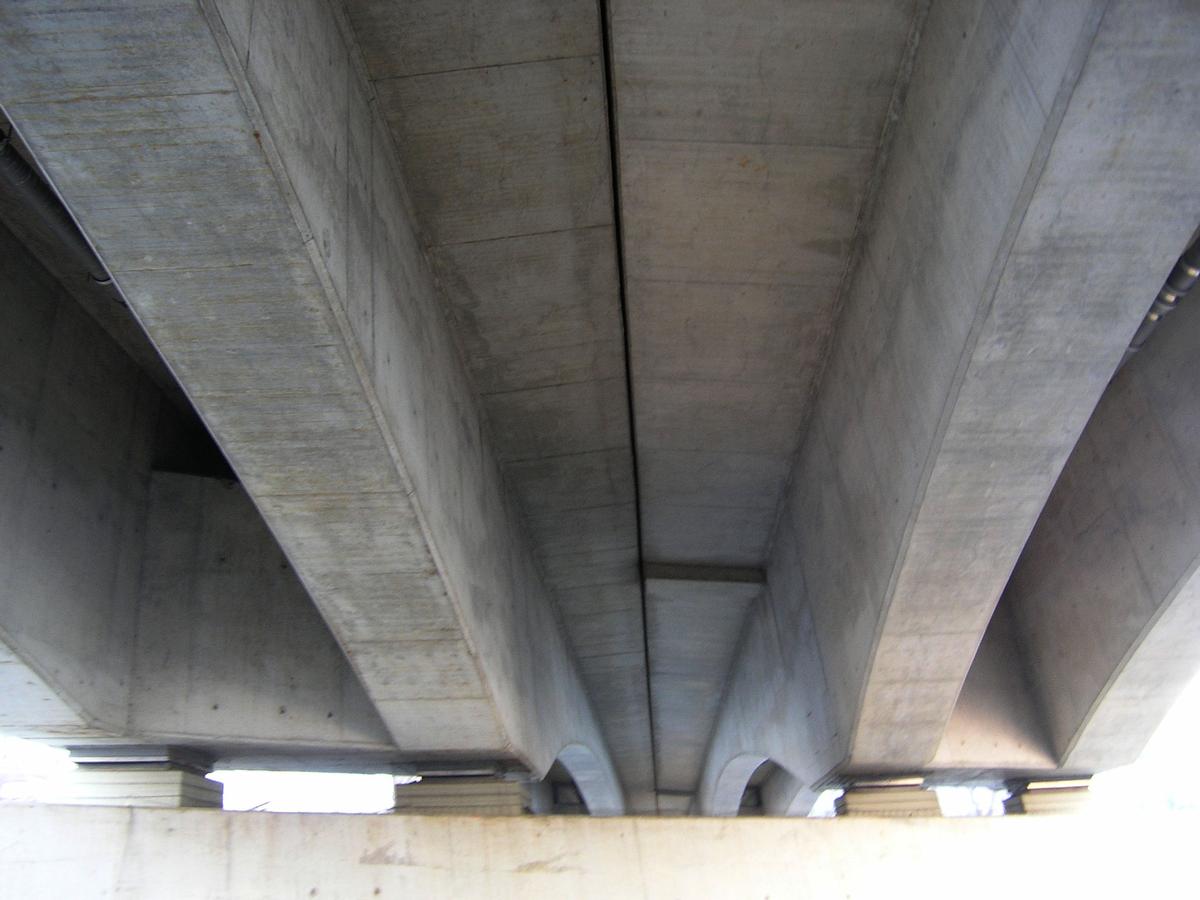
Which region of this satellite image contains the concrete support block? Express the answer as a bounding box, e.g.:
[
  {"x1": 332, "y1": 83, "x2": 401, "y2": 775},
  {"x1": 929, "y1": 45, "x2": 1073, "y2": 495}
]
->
[
  {"x1": 1004, "y1": 780, "x2": 1092, "y2": 816},
  {"x1": 61, "y1": 768, "x2": 223, "y2": 809},
  {"x1": 57, "y1": 747, "x2": 222, "y2": 809},
  {"x1": 836, "y1": 780, "x2": 941, "y2": 818},
  {"x1": 393, "y1": 777, "x2": 529, "y2": 816}
]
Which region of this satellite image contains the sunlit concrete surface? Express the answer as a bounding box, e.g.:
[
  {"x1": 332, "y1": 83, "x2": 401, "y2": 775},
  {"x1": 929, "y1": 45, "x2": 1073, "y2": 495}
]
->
[{"x1": 2, "y1": 804, "x2": 1198, "y2": 899}]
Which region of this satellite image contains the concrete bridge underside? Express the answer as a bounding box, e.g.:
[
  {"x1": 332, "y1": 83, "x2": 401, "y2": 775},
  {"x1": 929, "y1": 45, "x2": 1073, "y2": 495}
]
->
[{"x1": 2, "y1": 0, "x2": 1200, "y2": 816}]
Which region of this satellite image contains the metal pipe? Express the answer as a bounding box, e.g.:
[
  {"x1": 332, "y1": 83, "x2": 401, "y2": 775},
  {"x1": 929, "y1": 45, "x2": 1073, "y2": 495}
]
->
[
  {"x1": 0, "y1": 130, "x2": 112, "y2": 285},
  {"x1": 1122, "y1": 233, "x2": 1200, "y2": 366}
]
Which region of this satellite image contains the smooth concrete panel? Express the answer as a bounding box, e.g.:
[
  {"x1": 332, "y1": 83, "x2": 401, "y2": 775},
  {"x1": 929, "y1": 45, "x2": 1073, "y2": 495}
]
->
[
  {"x1": 628, "y1": 279, "x2": 837, "y2": 386},
  {"x1": 486, "y1": 378, "x2": 630, "y2": 462},
  {"x1": 621, "y1": 140, "x2": 873, "y2": 286},
  {"x1": 346, "y1": 0, "x2": 599, "y2": 78},
  {"x1": 503, "y1": 449, "x2": 636, "y2": 516},
  {"x1": 642, "y1": 506, "x2": 776, "y2": 569},
  {"x1": 638, "y1": 449, "x2": 791, "y2": 512},
  {"x1": 541, "y1": 547, "x2": 640, "y2": 592},
  {"x1": 647, "y1": 577, "x2": 759, "y2": 792},
  {"x1": 635, "y1": 378, "x2": 811, "y2": 456},
  {"x1": 436, "y1": 227, "x2": 623, "y2": 394},
  {"x1": 375, "y1": 56, "x2": 611, "y2": 246},
  {"x1": 556, "y1": 583, "x2": 644, "y2": 622},
  {"x1": 563, "y1": 614, "x2": 645, "y2": 661},
  {"x1": 611, "y1": 0, "x2": 919, "y2": 147},
  {"x1": 526, "y1": 504, "x2": 639, "y2": 560}
]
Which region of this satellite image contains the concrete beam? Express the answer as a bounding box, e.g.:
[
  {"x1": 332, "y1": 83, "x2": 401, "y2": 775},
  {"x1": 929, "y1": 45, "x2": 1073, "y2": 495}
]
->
[
  {"x1": 1003, "y1": 290, "x2": 1200, "y2": 771},
  {"x1": 0, "y1": 116, "x2": 188, "y2": 413},
  {"x1": 0, "y1": 0, "x2": 621, "y2": 809},
  {"x1": 700, "y1": 0, "x2": 1200, "y2": 809},
  {"x1": 341, "y1": 1, "x2": 654, "y2": 809}
]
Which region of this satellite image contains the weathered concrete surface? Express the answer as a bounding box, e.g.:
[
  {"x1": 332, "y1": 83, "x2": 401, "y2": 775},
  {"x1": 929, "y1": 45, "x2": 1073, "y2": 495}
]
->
[
  {"x1": 614, "y1": 0, "x2": 922, "y2": 571},
  {"x1": 343, "y1": 1, "x2": 652, "y2": 808},
  {"x1": 932, "y1": 602, "x2": 1055, "y2": 772},
  {"x1": 582, "y1": 0, "x2": 925, "y2": 812},
  {"x1": 0, "y1": 217, "x2": 157, "y2": 737},
  {"x1": 128, "y1": 473, "x2": 393, "y2": 756},
  {"x1": 697, "y1": 583, "x2": 834, "y2": 816},
  {"x1": 0, "y1": 208, "x2": 388, "y2": 759},
  {"x1": 645, "y1": 568, "x2": 761, "y2": 795},
  {"x1": 4, "y1": 804, "x2": 1197, "y2": 899},
  {"x1": 0, "y1": 0, "x2": 620, "y2": 809},
  {"x1": 700, "y1": 0, "x2": 1200, "y2": 808},
  {"x1": 843, "y1": 0, "x2": 1200, "y2": 770},
  {"x1": 0, "y1": 115, "x2": 187, "y2": 413},
  {"x1": 1003, "y1": 291, "x2": 1200, "y2": 772},
  {"x1": 0, "y1": 644, "x2": 91, "y2": 739}
]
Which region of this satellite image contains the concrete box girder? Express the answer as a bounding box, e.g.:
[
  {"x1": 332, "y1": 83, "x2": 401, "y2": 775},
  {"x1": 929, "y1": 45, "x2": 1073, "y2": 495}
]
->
[
  {"x1": 343, "y1": 0, "x2": 654, "y2": 807},
  {"x1": 0, "y1": 0, "x2": 623, "y2": 812},
  {"x1": 699, "y1": 0, "x2": 1200, "y2": 811},
  {"x1": 610, "y1": 0, "x2": 923, "y2": 799}
]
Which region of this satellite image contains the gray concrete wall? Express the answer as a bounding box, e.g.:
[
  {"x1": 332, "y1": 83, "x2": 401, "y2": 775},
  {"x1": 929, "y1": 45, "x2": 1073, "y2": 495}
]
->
[
  {"x1": 0, "y1": 214, "x2": 391, "y2": 758},
  {"x1": 700, "y1": 0, "x2": 1200, "y2": 806},
  {"x1": 0, "y1": 0, "x2": 621, "y2": 808},
  {"x1": 3, "y1": 804, "x2": 1196, "y2": 899},
  {"x1": 932, "y1": 601, "x2": 1055, "y2": 771},
  {"x1": 0, "y1": 218, "x2": 155, "y2": 735},
  {"x1": 1006, "y1": 294, "x2": 1200, "y2": 771},
  {"x1": 129, "y1": 473, "x2": 393, "y2": 755}
]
